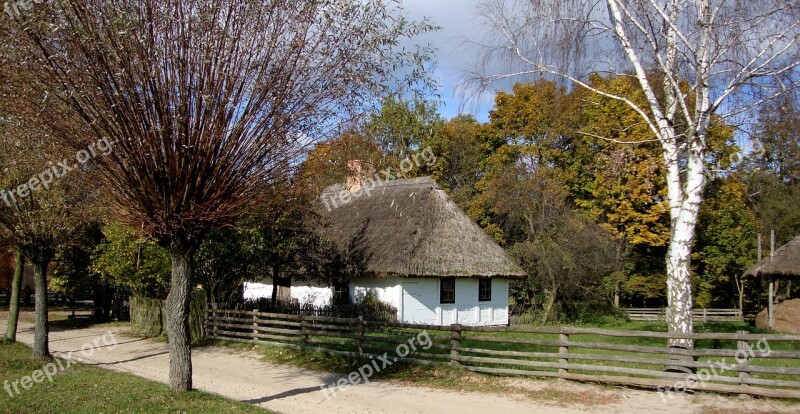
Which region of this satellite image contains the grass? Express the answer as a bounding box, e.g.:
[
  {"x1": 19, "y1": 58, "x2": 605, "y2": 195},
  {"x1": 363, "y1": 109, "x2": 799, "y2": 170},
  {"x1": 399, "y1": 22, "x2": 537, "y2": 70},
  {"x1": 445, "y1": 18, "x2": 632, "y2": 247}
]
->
[{"x1": 0, "y1": 341, "x2": 271, "y2": 414}]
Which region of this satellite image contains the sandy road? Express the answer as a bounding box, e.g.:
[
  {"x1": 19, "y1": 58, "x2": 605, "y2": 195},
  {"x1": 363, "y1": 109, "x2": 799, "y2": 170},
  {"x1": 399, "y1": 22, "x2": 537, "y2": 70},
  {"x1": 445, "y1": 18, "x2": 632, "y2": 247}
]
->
[{"x1": 1, "y1": 316, "x2": 798, "y2": 414}]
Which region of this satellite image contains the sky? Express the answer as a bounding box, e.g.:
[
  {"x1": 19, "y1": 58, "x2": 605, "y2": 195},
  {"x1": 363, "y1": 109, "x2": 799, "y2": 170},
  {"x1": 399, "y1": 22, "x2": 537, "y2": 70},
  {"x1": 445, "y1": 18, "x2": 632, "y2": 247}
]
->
[{"x1": 400, "y1": 0, "x2": 497, "y2": 122}]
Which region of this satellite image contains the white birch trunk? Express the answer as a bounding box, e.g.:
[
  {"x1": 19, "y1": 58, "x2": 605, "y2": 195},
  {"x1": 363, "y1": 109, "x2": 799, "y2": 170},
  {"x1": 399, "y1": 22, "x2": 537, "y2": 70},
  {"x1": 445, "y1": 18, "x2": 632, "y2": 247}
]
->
[{"x1": 606, "y1": 0, "x2": 712, "y2": 348}]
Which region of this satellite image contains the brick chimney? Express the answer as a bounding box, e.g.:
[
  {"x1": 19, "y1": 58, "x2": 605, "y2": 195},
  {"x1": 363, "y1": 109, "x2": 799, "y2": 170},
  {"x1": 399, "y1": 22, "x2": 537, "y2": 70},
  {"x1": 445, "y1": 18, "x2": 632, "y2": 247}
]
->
[{"x1": 346, "y1": 160, "x2": 375, "y2": 192}]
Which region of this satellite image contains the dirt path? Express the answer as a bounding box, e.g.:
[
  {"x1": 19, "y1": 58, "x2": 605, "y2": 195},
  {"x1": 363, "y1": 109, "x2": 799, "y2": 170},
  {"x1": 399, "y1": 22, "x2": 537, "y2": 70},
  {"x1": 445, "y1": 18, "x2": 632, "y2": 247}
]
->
[{"x1": 1, "y1": 316, "x2": 798, "y2": 414}]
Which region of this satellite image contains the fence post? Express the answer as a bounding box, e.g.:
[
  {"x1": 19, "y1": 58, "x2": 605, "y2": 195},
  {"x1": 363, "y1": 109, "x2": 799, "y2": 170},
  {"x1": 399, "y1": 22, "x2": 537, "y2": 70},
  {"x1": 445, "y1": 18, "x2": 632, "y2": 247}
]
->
[
  {"x1": 300, "y1": 314, "x2": 309, "y2": 349},
  {"x1": 206, "y1": 310, "x2": 213, "y2": 340},
  {"x1": 357, "y1": 316, "x2": 365, "y2": 357},
  {"x1": 450, "y1": 324, "x2": 462, "y2": 367},
  {"x1": 210, "y1": 303, "x2": 217, "y2": 339},
  {"x1": 703, "y1": 308, "x2": 708, "y2": 324},
  {"x1": 737, "y1": 330, "x2": 751, "y2": 394},
  {"x1": 252, "y1": 311, "x2": 259, "y2": 343},
  {"x1": 559, "y1": 333, "x2": 569, "y2": 376}
]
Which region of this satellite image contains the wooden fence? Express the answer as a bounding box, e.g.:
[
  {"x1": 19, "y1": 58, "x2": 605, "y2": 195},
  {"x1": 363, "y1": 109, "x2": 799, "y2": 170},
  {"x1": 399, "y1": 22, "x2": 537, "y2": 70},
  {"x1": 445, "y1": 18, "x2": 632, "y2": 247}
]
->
[
  {"x1": 206, "y1": 309, "x2": 800, "y2": 399},
  {"x1": 623, "y1": 308, "x2": 744, "y2": 323}
]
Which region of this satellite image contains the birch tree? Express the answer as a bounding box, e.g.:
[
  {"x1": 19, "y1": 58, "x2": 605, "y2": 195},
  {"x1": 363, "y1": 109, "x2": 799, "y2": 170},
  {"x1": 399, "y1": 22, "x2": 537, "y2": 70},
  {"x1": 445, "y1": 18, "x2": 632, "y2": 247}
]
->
[{"x1": 472, "y1": 0, "x2": 800, "y2": 347}]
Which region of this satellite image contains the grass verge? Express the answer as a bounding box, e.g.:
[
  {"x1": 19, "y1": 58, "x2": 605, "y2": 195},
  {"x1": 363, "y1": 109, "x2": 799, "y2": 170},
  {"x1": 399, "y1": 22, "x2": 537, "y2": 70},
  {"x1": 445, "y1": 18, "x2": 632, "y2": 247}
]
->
[{"x1": 0, "y1": 341, "x2": 270, "y2": 414}]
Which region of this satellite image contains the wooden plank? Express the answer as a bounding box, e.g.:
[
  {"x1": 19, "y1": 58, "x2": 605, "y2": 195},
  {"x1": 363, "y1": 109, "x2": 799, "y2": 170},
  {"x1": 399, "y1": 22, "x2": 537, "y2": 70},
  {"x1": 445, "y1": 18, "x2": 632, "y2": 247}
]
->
[
  {"x1": 363, "y1": 320, "x2": 456, "y2": 333},
  {"x1": 207, "y1": 321, "x2": 301, "y2": 336},
  {"x1": 363, "y1": 335, "x2": 452, "y2": 351},
  {"x1": 462, "y1": 335, "x2": 800, "y2": 358},
  {"x1": 364, "y1": 326, "x2": 452, "y2": 342},
  {"x1": 212, "y1": 329, "x2": 297, "y2": 343},
  {"x1": 207, "y1": 309, "x2": 302, "y2": 321},
  {"x1": 458, "y1": 347, "x2": 800, "y2": 375},
  {"x1": 307, "y1": 337, "x2": 359, "y2": 347},
  {"x1": 306, "y1": 314, "x2": 361, "y2": 324},
  {"x1": 461, "y1": 326, "x2": 791, "y2": 341},
  {"x1": 456, "y1": 355, "x2": 744, "y2": 384},
  {"x1": 206, "y1": 315, "x2": 302, "y2": 327}
]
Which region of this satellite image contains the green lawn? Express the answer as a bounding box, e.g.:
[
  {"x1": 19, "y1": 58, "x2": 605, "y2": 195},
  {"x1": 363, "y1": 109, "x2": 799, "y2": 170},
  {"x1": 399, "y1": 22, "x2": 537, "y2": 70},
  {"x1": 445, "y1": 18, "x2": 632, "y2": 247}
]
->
[{"x1": 0, "y1": 341, "x2": 270, "y2": 414}]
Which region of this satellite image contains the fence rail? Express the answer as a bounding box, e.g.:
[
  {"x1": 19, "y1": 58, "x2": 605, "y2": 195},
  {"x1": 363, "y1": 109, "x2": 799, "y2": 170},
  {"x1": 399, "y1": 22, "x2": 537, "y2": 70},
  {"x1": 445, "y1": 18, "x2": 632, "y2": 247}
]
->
[
  {"x1": 206, "y1": 309, "x2": 800, "y2": 399},
  {"x1": 623, "y1": 308, "x2": 744, "y2": 323}
]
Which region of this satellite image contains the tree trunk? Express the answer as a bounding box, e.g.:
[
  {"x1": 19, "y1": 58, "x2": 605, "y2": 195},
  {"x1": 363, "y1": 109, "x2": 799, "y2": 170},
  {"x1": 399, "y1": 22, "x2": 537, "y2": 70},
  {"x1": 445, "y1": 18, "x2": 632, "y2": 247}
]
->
[
  {"x1": 32, "y1": 260, "x2": 49, "y2": 357},
  {"x1": 665, "y1": 244, "x2": 693, "y2": 349},
  {"x1": 541, "y1": 281, "x2": 558, "y2": 325},
  {"x1": 665, "y1": 198, "x2": 701, "y2": 349},
  {"x1": 270, "y1": 267, "x2": 279, "y2": 308},
  {"x1": 166, "y1": 249, "x2": 193, "y2": 391},
  {"x1": 5, "y1": 251, "x2": 24, "y2": 342},
  {"x1": 735, "y1": 274, "x2": 744, "y2": 311}
]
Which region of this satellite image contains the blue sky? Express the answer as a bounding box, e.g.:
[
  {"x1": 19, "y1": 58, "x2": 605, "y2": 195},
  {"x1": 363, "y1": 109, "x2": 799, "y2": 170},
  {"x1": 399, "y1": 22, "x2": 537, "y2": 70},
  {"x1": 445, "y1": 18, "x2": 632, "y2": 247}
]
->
[{"x1": 401, "y1": 0, "x2": 496, "y2": 122}]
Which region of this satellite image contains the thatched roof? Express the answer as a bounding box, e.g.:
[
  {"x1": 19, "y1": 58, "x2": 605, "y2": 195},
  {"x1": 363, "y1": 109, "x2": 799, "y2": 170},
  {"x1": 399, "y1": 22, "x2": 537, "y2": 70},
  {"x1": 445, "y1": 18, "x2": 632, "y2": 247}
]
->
[
  {"x1": 744, "y1": 236, "x2": 800, "y2": 278},
  {"x1": 318, "y1": 177, "x2": 525, "y2": 278}
]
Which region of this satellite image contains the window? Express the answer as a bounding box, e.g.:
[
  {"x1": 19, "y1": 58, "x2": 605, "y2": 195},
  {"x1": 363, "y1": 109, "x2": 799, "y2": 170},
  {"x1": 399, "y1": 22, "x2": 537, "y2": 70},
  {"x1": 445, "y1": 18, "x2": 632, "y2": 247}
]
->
[
  {"x1": 440, "y1": 278, "x2": 455, "y2": 304},
  {"x1": 479, "y1": 278, "x2": 492, "y2": 302},
  {"x1": 333, "y1": 281, "x2": 350, "y2": 305}
]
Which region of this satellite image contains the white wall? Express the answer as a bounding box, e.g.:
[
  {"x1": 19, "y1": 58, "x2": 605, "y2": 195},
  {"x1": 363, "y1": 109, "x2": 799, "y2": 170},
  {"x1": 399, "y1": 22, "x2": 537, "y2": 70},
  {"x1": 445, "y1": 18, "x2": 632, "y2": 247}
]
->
[
  {"x1": 243, "y1": 277, "x2": 510, "y2": 326},
  {"x1": 351, "y1": 277, "x2": 403, "y2": 313},
  {"x1": 241, "y1": 281, "x2": 332, "y2": 308},
  {"x1": 400, "y1": 279, "x2": 439, "y2": 324},
  {"x1": 243, "y1": 282, "x2": 272, "y2": 300},
  {"x1": 292, "y1": 282, "x2": 332, "y2": 308},
  {"x1": 401, "y1": 278, "x2": 509, "y2": 326}
]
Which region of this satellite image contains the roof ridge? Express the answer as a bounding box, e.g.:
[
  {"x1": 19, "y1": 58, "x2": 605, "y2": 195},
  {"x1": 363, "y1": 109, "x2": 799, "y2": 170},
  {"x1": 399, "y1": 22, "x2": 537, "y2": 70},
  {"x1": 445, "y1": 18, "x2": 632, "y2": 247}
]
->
[{"x1": 321, "y1": 176, "x2": 439, "y2": 195}]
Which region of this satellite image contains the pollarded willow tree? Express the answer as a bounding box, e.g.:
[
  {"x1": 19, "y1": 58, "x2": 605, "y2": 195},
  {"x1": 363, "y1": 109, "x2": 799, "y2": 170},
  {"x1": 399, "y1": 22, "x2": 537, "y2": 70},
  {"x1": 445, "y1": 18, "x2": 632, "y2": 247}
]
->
[
  {"x1": 0, "y1": 32, "x2": 97, "y2": 355},
  {"x1": 13, "y1": 0, "x2": 435, "y2": 390},
  {"x1": 471, "y1": 0, "x2": 800, "y2": 347}
]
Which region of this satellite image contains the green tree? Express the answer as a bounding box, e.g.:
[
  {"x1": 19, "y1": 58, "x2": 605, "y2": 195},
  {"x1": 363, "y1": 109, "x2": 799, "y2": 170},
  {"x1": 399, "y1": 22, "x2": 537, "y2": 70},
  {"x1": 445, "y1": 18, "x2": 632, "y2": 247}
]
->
[
  {"x1": 693, "y1": 177, "x2": 758, "y2": 309},
  {"x1": 297, "y1": 133, "x2": 384, "y2": 195},
  {"x1": 425, "y1": 115, "x2": 495, "y2": 208},
  {"x1": 753, "y1": 95, "x2": 800, "y2": 185},
  {"x1": 195, "y1": 228, "x2": 251, "y2": 306},
  {"x1": 362, "y1": 96, "x2": 442, "y2": 163},
  {"x1": 51, "y1": 221, "x2": 111, "y2": 317},
  {"x1": 91, "y1": 222, "x2": 171, "y2": 299}
]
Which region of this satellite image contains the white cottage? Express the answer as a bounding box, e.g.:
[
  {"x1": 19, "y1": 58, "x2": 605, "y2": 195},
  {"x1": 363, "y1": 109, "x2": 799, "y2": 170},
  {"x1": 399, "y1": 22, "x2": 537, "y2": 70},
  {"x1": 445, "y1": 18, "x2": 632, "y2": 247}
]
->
[{"x1": 243, "y1": 162, "x2": 526, "y2": 326}]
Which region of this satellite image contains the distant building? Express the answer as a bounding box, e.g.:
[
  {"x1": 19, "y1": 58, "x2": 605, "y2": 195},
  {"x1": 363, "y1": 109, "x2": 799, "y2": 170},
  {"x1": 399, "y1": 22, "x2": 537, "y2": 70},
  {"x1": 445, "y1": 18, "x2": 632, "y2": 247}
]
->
[
  {"x1": 244, "y1": 162, "x2": 526, "y2": 326},
  {"x1": 0, "y1": 244, "x2": 37, "y2": 294}
]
